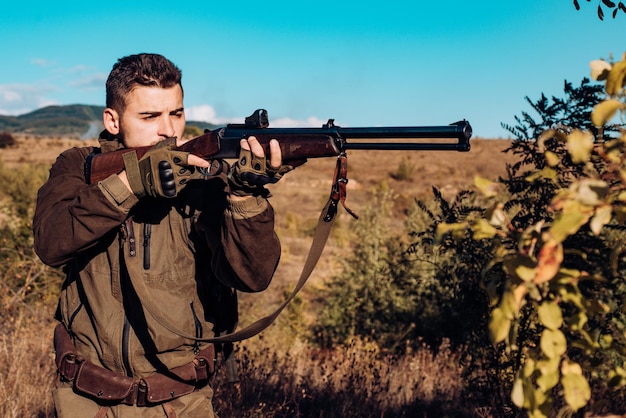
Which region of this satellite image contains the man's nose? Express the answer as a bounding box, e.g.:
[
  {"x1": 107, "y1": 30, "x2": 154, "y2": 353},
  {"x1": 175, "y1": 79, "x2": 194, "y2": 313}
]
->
[{"x1": 158, "y1": 116, "x2": 176, "y2": 138}]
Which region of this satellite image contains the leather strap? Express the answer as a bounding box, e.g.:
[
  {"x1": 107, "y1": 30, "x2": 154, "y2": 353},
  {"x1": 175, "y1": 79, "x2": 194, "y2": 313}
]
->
[
  {"x1": 54, "y1": 324, "x2": 214, "y2": 406},
  {"x1": 136, "y1": 154, "x2": 357, "y2": 344}
]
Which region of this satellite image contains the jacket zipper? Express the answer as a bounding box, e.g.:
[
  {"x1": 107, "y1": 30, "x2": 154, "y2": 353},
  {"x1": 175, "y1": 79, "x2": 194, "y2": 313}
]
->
[
  {"x1": 143, "y1": 223, "x2": 151, "y2": 270},
  {"x1": 120, "y1": 219, "x2": 135, "y2": 377},
  {"x1": 190, "y1": 302, "x2": 203, "y2": 354},
  {"x1": 66, "y1": 302, "x2": 83, "y2": 336},
  {"x1": 121, "y1": 315, "x2": 133, "y2": 377}
]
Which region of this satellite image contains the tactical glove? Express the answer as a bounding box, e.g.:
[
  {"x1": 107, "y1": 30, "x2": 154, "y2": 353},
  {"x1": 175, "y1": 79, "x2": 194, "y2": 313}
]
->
[
  {"x1": 228, "y1": 147, "x2": 294, "y2": 197},
  {"x1": 123, "y1": 138, "x2": 205, "y2": 199}
]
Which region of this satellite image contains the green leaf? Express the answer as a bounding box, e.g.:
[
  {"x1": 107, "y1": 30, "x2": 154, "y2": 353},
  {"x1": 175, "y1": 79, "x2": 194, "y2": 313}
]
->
[
  {"x1": 566, "y1": 130, "x2": 594, "y2": 164},
  {"x1": 591, "y1": 98, "x2": 625, "y2": 126},
  {"x1": 538, "y1": 301, "x2": 563, "y2": 330},
  {"x1": 540, "y1": 329, "x2": 567, "y2": 359}
]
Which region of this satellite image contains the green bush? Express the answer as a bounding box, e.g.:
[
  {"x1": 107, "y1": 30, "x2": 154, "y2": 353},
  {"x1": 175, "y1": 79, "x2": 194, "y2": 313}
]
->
[
  {"x1": 313, "y1": 67, "x2": 626, "y2": 415},
  {"x1": 438, "y1": 59, "x2": 626, "y2": 415}
]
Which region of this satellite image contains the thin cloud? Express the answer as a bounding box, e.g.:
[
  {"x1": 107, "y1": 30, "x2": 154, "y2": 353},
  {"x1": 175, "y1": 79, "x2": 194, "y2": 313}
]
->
[
  {"x1": 31, "y1": 58, "x2": 56, "y2": 68},
  {"x1": 68, "y1": 73, "x2": 107, "y2": 90},
  {"x1": 185, "y1": 104, "x2": 329, "y2": 127},
  {"x1": 0, "y1": 83, "x2": 59, "y2": 115}
]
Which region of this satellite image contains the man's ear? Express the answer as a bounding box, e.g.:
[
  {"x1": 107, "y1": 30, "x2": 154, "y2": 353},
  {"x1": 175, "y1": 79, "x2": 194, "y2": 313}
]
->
[{"x1": 103, "y1": 108, "x2": 120, "y2": 135}]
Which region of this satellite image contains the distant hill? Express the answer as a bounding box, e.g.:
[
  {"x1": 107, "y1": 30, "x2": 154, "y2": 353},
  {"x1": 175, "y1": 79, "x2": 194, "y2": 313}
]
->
[{"x1": 0, "y1": 105, "x2": 219, "y2": 138}]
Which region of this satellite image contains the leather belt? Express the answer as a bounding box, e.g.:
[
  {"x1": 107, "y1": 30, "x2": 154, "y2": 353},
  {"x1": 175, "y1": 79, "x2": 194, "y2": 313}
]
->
[{"x1": 54, "y1": 323, "x2": 215, "y2": 406}]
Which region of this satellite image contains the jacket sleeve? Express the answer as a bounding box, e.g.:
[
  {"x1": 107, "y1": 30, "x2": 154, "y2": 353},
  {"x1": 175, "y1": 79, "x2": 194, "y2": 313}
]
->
[
  {"x1": 33, "y1": 147, "x2": 138, "y2": 267},
  {"x1": 197, "y1": 193, "x2": 281, "y2": 293}
]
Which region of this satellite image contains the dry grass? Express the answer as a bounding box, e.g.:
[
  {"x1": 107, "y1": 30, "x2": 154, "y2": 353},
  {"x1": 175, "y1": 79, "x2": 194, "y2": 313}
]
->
[
  {"x1": 212, "y1": 337, "x2": 468, "y2": 417},
  {"x1": 0, "y1": 135, "x2": 518, "y2": 417},
  {"x1": 0, "y1": 306, "x2": 56, "y2": 418}
]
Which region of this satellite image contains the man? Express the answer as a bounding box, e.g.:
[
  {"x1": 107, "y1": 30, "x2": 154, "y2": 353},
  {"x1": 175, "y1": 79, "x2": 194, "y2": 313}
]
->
[{"x1": 33, "y1": 53, "x2": 289, "y2": 417}]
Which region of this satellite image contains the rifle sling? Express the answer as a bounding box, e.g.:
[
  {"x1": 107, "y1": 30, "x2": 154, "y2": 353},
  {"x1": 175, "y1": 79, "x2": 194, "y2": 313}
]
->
[{"x1": 136, "y1": 154, "x2": 353, "y2": 344}]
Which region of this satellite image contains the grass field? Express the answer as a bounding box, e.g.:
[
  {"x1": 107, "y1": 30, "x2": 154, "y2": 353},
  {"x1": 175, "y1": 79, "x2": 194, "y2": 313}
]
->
[{"x1": 1, "y1": 135, "x2": 531, "y2": 417}]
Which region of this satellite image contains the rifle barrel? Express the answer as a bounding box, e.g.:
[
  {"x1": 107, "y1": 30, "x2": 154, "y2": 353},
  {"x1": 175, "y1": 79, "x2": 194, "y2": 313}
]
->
[{"x1": 220, "y1": 120, "x2": 472, "y2": 153}]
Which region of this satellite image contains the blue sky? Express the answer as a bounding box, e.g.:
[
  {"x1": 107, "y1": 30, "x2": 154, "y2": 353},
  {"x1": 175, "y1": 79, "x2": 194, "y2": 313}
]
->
[{"x1": 0, "y1": 1, "x2": 624, "y2": 138}]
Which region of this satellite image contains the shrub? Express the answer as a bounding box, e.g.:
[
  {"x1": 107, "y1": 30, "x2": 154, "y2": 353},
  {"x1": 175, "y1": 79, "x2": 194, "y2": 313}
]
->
[
  {"x1": 0, "y1": 132, "x2": 15, "y2": 148},
  {"x1": 437, "y1": 58, "x2": 626, "y2": 415},
  {"x1": 0, "y1": 161, "x2": 62, "y2": 310}
]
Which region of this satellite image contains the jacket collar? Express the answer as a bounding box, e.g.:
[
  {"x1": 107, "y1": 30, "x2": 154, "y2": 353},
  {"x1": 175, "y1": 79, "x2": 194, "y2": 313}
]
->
[{"x1": 97, "y1": 130, "x2": 125, "y2": 153}]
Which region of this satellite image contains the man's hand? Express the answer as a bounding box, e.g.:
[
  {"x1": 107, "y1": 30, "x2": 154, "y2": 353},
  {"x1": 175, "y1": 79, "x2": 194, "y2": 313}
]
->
[
  {"x1": 123, "y1": 138, "x2": 210, "y2": 198},
  {"x1": 228, "y1": 136, "x2": 293, "y2": 197}
]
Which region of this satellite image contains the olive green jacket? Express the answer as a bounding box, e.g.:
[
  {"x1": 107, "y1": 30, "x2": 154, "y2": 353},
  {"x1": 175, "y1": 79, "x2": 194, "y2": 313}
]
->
[{"x1": 33, "y1": 135, "x2": 281, "y2": 378}]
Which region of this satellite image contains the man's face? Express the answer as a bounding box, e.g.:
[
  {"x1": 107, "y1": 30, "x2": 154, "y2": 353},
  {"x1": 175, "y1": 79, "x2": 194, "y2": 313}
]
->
[{"x1": 104, "y1": 84, "x2": 186, "y2": 148}]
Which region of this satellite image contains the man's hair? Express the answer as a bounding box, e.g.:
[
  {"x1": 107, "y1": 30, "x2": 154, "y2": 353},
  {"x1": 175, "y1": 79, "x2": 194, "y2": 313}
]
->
[{"x1": 105, "y1": 53, "x2": 183, "y2": 112}]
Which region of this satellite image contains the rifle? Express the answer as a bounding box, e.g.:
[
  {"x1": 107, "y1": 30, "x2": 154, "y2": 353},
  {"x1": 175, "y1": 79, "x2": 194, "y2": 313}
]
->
[
  {"x1": 83, "y1": 109, "x2": 472, "y2": 344},
  {"x1": 85, "y1": 109, "x2": 472, "y2": 185}
]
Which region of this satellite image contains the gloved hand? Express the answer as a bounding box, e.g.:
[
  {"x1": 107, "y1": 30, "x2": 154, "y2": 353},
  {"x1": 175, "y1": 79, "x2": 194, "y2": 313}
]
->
[
  {"x1": 123, "y1": 138, "x2": 206, "y2": 198},
  {"x1": 228, "y1": 143, "x2": 294, "y2": 197}
]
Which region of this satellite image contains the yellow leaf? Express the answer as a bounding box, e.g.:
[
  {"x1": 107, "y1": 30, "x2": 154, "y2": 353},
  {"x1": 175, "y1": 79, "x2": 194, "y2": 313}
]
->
[
  {"x1": 537, "y1": 370, "x2": 560, "y2": 392},
  {"x1": 590, "y1": 59, "x2": 612, "y2": 81},
  {"x1": 540, "y1": 329, "x2": 567, "y2": 359},
  {"x1": 485, "y1": 202, "x2": 507, "y2": 228},
  {"x1": 471, "y1": 218, "x2": 497, "y2": 239},
  {"x1": 566, "y1": 130, "x2": 594, "y2": 164},
  {"x1": 511, "y1": 377, "x2": 525, "y2": 408},
  {"x1": 614, "y1": 206, "x2": 626, "y2": 224},
  {"x1": 549, "y1": 202, "x2": 592, "y2": 243},
  {"x1": 606, "y1": 60, "x2": 626, "y2": 96},
  {"x1": 489, "y1": 307, "x2": 512, "y2": 344},
  {"x1": 537, "y1": 357, "x2": 561, "y2": 376},
  {"x1": 592, "y1": 99, "x2": 625, "y2": 127},
  {"x1": 513, "y1": 284, "x2": 528, "y2": 311},
  {"x1": 572, "y1": 179, "x2": 609, "y2": 206},
  {"x1": 504, "y1": 255, "x2": 537, "y2": 284},
  {"x1": 608, "y1": 367, "x2": 626, "y2": 388},
  {"x1": 561, "y1": 366, "x2": 591, "y2": 411},
  {"x1": 526, "y1": 167, "x2": 557, "y2": 183},
  {"x1": 566, "y1": 311, "x2": 588, "y2": 331},
  {"x1": 590, "y1": 204, "x2": 612, "y2": 235},
  {"x1": 561, "y1": 359, "x2": 583, "y2": 375},
  {"x1": 435, "y1": 222, "x2": 467, "y2": 244},
  {"x1": 544, "y1": 151, "x2": 560, "y2": 167},
  {"x1": 538, "y1": 301, "x2": 563, "y2": 330},
  {"x1": 474, "y1": 175, "x2": 499, "y2": 197},
  {"x1": 500, "y1": 289, "x2": 519, "y2": 318},
  {"x1": 534, "y1": 238, "x2": 563, "y2": 284}
]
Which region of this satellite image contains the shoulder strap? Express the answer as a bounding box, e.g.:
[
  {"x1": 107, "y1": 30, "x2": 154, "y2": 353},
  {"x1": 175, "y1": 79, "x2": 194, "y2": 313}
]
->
[{"x1": 135, "y1": 154, "x2": 356, "y2": 343}]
